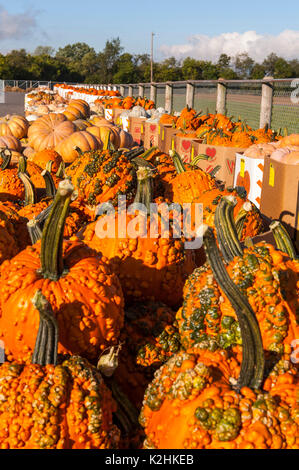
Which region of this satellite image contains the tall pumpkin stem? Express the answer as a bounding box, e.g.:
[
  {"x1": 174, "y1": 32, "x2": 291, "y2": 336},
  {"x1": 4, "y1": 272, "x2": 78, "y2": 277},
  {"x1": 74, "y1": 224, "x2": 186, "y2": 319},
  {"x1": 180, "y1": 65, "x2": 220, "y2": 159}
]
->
[
  {"x1": 201, "y1": 225, "x2": 265, "y2": 390},
  {"x1": 134, "y1": 167, "x2": 154, "y2": 214},
  {"x1": 40, "y1": 179, "x2": 74, "y2": 280},
  {"x1": 18, "y1": 172, "x2": 37, "y2": 205},
  {"x1": 270, "y1": 220, "x2": 297, "y2": 260},
  {"x1": 214, "y1": 196, "x2": 243, "y2": 263},
  {"x1": 18, "y1": 155, "x2": 28, "y2": 174},
  {"x1": 42, "y1": 170, "x2": 56, "y2": 198},
  {"x1": 31, "y1": 290, "x2": 58, "y2": 366},
  {"x1": 169, "y1": 149, "x2": 186, "y2": 174}
]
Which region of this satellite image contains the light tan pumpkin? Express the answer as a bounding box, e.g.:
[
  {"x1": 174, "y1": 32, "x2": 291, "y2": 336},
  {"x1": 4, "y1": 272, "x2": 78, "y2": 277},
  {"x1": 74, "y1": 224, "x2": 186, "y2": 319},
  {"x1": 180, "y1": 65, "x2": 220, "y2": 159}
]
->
[
  {"x1": 55, "y1": 130, "x2": 102, "y2": 163},
  {"x1": 87, "y1": 125, "x2": 120, "y2": 149},
  {"x1": 0, "y1": 115, "x2": 29, "y2": 140},
  {"x1": 63, "y1": 99, "x2": 90, "y2": 121},
  {"x1": 74, "y1": 119, "x2": 92, "y2": 131},
  {"x1": 278, "y1": 134, "x2": 299, "y2": 147},
  {"x1": 89, "y1": 116, "x2": 111, "y2": 127},
  {"x1": 271, "y1": 150, "x2": 299, "y2": 165},
  {"x1": 0, "y1": 135, "x2": 22, "y2": 153},
  {"x1": 119, "y1": 129, "x2": 134, "y2": 149},
  {"x1": 28, "y1": 113, "x2": 76, "y2": 152}
]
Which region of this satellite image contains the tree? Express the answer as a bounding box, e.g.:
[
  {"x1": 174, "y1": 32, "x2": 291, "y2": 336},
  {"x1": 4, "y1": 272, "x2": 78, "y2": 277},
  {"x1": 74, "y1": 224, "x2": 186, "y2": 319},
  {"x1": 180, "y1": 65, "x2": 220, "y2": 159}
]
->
[
  {"x1": 273, "y1": 58, "x2": 293, "y2": 78},
  {"x1": 33, "y1": 46, "x2": 55, "y2": 57},
  {"x1": 234, "y1": 53, "x2": 254, "y2": 78},
  {"x1": 250, "y1": 63, "x2": 266, "y2": 79},
  {"x1": 113, "y1": 53, "x2": 137, "y2": 83},
  {"x1": 182, "y1": 57, "x2": 203, "y2": 80},
  {"x1": 217, "y1": 54, "x2": 231, "y2": 69},
  {"x1": 98, "y1": 37, "x2": 123, "y2": 83},
  {"x1": 262, "y1": 53, "x2": 279, "y2": 76}
]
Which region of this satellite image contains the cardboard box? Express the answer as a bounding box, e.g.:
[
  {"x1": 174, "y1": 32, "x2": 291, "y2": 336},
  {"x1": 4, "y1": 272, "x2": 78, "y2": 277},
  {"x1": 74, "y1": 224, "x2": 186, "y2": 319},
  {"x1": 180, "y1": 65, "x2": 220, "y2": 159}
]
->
[
  {"x1": 158, "y1": 124, "x2": 178, "y2": 153},
  {"x1": 144, "y1": 121, "x2": 160, "y2": 149},
  {"x1": 233, "y1": 153, "x2": 266, "y2": 208},
  {"x1": 260, "y1": 156, "x2": 299, "y2": 251},
  {"x1": 129, "y1": 117, "x2": 146, "y2": 145},
  {"x1": 174, "y1": 134, "x2": 200, "y2": 164},
  {"x1": 190, "y1": 143, "x2": 245, "y2": 187},
  {"x1": 113, "y1": 108, "x2": 125, "y2": 126}
]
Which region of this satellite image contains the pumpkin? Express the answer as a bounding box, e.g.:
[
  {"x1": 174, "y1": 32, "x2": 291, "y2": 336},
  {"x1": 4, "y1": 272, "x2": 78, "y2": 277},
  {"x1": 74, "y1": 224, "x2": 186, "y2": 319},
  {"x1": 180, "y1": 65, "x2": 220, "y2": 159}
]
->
[
  {"x1": 65, "y1": 147, "x2": 141, "y2": 207},
  {"x1": 87, "y1": 125, "x2": 120, "y2": 150},
  {"x1": 176, "y1": 197, "x2": 299, "y2": 357},
  {"x1": 89, "y1": 116, "x2": 112, "y2": 127},
  {"x1": 30, "y1": 149, "x2": 62, "y2": 174},
  {"x1": 114, "y1": 302, "x2": 179, "y2": 409},
  {"x1": 55, "y1": 130, "x2": 102, "y2": 164},
  {"x1": 0, "y1": 201, "x2": 30, "y2": 263},
  {"x1": 164, "y1": 150, "x2": 218, "y2": 203},
  {"x1": 278, "y1": 134, "x2": 299, "y2": 147},
  {"x1": 0, "y1": 135, "x2": 22, "y2": 153},
  {"x1": 0, "y1": 290, "x2": 120, "y2": 449},
  {"x1": 0, "y1": 151, "x2": 25, "y2": 201},
  {"x1": 23, "y1": 146, "x2": 35, "y2": 159},
  {"x1": 74, "y1": 119, "x2": 92, "y2": 131},
  {"x1": 119, "y1": 129, "x2": 134, "y2": 149},
  {"x1": 80, "y1": 167, "x2": 196, "y2": 307},
  {"x1": 140, "y1": 227, "x2": 298, "y2": 449},
  {"x1": 63, "y1": 99, "x2": 90, "y2": 121},
  {"x1": 0, "y1": 115, "x2": 29, "y2": 139},
  {"x1": 28, "y1": 113, "x2": 76, "y2": 152},
  {"x1": 244, "y1": 143, "x2": 277, "y2": 158},
  {"x1": 271, "y1": 150, "x2": 299, "y2": 165},
  {"x1": 0, "y1": 179, "x2": 124, "y2": 363}
]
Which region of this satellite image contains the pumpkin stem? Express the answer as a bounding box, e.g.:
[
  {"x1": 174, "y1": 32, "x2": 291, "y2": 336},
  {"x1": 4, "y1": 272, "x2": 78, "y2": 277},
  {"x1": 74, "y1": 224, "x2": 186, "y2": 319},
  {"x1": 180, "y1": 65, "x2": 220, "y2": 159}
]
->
[
  {"x1": 31, "y1": 290, "x2": 58, "y2": 366},
  {"x1": 45, "y1": 160, "x2": 53, "y2": 173},
  {"x1": 56, "y1": 161, "x2": 65, "y2": 179},
  {"x1": 235, "y1": 202, "x2": 252, "y2": 240},
  {"x1": 214, "y1": 196, "x2": 243, "y2": 263},
  {"x1": 134, "y1": 167, "x2": 154, "y2": 213},
  {"x1": 103, "y1": 129, "x2": 111, "y2": 151},
  {"x1": 41, "y1": 169, "x2": 56, "y2": 198},
  {"x1": 27, "y1": 218, "x2": 43, "y2": 244},
  {"x1": 108, "y1": 379, "x2": 140, "y2": 435},
  {"x1": 18, "y1": 172, "x2": 37, "y2": 205},
  {"x1": 40, "y1": 179, "x2": 75, "y2": 281},
  {"x1": 125, "y1": 146, "x2": 145, "y2": 160},
  {"x1": 270, "y1": 220, "x2": 297, "y2": 260},
  {"x1": 18, "y1": 155, "x2": 28, "y2": 174},
  {"x1": 169, "y1": 149, "x2": 186, "y2": 174},
  {"x1": 190, "y1": 154, "x2": 210, "y2": 167},
  {"x1": 201, "y1": 225, "x2": 265, "y2": 390},
  {"x1": 209, "y1": 165, "x2": 221, "y2": 178},
  {"x1": 0, "y1": 148, "x2": 12, "y2": 169}
]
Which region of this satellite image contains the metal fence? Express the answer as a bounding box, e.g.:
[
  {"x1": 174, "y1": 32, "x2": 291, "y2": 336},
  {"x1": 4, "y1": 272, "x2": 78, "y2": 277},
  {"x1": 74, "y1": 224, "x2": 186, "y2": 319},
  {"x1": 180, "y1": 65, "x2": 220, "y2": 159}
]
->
[{"x1": 3, "y1": 78, "x2": 299, "y2": 133}]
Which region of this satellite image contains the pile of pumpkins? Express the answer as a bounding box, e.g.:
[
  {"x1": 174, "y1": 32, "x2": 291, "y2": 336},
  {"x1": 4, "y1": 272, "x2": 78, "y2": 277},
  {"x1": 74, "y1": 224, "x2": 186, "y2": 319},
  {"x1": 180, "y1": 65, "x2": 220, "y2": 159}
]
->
[
  {"x1": 0, "y1": 99, "x2": 135, "y2": 165},
  {"x1": 0, "y1": 100, "x2": 298, "y2": 450}
]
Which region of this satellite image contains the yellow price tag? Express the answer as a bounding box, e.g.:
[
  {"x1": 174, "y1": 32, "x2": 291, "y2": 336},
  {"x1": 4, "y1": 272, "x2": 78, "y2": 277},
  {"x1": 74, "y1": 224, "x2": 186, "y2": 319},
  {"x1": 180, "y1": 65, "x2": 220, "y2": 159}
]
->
[
  {"x1": 158, "y1": 125, "x2": 160, "y2": 134},
  {"x1": 162, "y1": 129, "x2": 165, "y2": 141},
  {"x1": 240, "y1": 158, "x2": 245, "y2": 178},
  {"x1": 141, "y1": 124, "x2": 144, "y2": 134},
  {"x1": 191, "y1": 146, "x2": 194, "y2": 159},
  {"x1": 171, "y1": 138, "x2": 175, "y2": 150},
  {"x1": 269, "y1": 163, "x2": 275, "y2": 187}
]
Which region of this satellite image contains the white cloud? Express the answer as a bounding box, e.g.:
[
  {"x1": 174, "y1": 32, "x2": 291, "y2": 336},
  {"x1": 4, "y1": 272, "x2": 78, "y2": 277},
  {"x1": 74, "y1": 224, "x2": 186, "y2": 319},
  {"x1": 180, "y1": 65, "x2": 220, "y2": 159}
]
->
[
  {"x1": 0, "y1": 5, "x2": 37, "y2": 40},
  {"x1": 159, "y1": 30, "x2": 299, "y2": 62}
]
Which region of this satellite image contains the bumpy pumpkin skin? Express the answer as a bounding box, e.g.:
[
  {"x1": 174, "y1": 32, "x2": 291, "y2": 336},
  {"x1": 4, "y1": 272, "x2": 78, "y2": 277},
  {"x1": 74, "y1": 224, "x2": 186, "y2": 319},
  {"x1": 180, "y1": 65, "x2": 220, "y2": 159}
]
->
[
  {"x1": 31, "y1": 149, "x2": 63, "y2": 174},
  {"x1": 140, "y1": 349, "x2": 299, "y2": 449},
  {"x1": 165, "y1": 168, "x2": 218, "y2": 205},
  {"x1": 0, "y1": 356, "x2": 120, "y2": 449},
  {"x1": 0, "y1": 239, "x2": 124, "y2": 363},
  {"x1": 0, "y1": 202, "x2": 30, "y2": 263},
  {"x1": 176, "y1": 243, "x2": 299, "y2": 357},
  {"x1": 66, "y1": 149, "x2": 137, "y2": 207},
  {"x1": 81, "y1": 208, "x2": 196, "y2": 308},
  {"x1": 192, "y1": 187, "x2": 263, "y2": 241}
]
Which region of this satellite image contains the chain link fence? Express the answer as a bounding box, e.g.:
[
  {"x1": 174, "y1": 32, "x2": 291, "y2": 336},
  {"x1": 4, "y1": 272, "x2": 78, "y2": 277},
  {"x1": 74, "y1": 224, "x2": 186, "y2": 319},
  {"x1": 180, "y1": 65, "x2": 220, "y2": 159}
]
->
[{"x1": 2, "y1": 78, "x2": 299, "y2": 133}]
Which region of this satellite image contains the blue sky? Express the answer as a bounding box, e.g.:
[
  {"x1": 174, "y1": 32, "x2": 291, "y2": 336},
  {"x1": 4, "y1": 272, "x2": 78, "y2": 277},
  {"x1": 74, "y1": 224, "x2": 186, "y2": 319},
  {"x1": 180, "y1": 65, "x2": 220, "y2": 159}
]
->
[{"x1": 1, "y1": 1, "x2": 299, "y2": 61}]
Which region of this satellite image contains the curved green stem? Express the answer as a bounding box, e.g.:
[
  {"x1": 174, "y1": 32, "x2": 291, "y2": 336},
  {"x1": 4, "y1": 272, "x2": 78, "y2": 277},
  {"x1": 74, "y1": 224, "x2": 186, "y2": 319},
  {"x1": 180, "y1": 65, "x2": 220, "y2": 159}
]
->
[
  {"x1": 56, "y1": 161, "x2": 65, "y2": 179},
  {"x1": 202, "y1": 225, "x2": 265, "y2": 390},
  {"x1": 18, "y1": 172, "x2": 37, "y2": 205},
  {"x1": 40, "y1": 179, "x2": 74, "y2": 281},
  {"x1": 31, "y1": 290, "x2": 58, "y2": 366},
  {"x1": 45, "y1": 160, "x2": 53, "y2": 173},
  {"x1": 18, "y1": 155, "x2": 28, "y2": 174},
  {"x1": 214, "y1": 196, "x2": 243, "y2": 263},
  {"x1": 169, "y1": 149, "x2": 186, "y2": 174},
  {"x1": 134, "y1": 167, "x2": 154, "y2": 214},
  {"x1": 0, "y1": 148, "x2": 12, "y2": 169},
  {"x1": 42, "y1": 170, "x2": 56, "y2": 198},
  {"x1": 270, "y1": 220, "x2": 297, "y2": 260},
  {"x1": 190, "y1": 154, "x2": 210, "y2": 166},
  {"x1": 209, "y1": 165, "x2": 221, "y2": 178}
]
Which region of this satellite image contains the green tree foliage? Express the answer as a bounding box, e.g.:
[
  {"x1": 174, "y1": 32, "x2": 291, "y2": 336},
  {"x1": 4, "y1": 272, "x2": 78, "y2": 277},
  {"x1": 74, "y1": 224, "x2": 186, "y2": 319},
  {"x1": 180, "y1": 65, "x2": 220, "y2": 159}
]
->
[{"x1": 0, "y1": 40, "x2": 297, "y2": 84}]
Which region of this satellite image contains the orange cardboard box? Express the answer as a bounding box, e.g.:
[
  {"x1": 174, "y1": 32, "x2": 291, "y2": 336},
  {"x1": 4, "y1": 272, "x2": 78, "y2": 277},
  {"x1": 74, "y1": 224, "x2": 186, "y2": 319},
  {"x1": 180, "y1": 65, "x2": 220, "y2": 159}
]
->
[
  {"x1": 144, "y1": 121, "x2": 160, "y2": 149},
  {"x1": 174, "y1": 134, "x2": 200, "y2": 163},
  {"x1": 260, "y1": 156, "x2": 299, "y2": 251},
  {"x1": 129, "y1": 117, "x2": 146, "y2": 145},
  {"x1": 158, "y1": 124, "x2": 178, "y2": 153}
]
